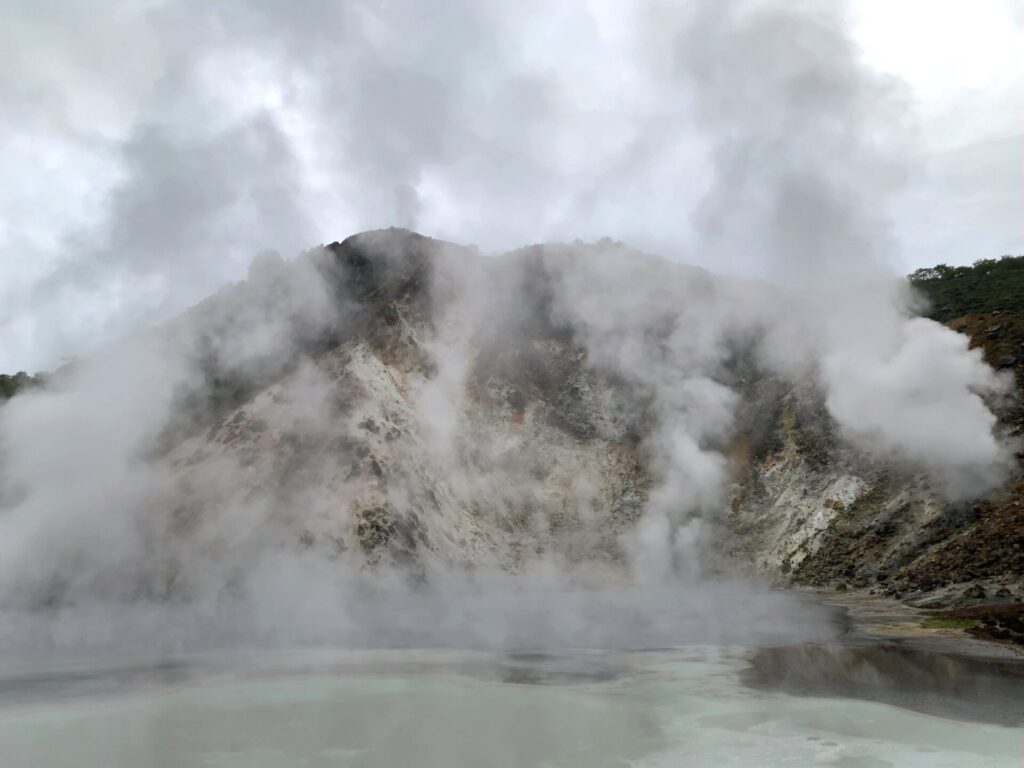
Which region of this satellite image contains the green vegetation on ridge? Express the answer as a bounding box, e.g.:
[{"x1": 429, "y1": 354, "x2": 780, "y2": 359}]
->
[
  {"x1": 909, "y1": 255, "x2": 1024, "y2": 321},
  {"x1": 0, "y1": 371, "x2": 45, "y2": 403}
]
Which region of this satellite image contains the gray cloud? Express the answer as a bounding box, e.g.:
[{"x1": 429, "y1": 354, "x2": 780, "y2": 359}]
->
[
  {"x1": 680, "y1": 0, "x2": 912, "y2": 281},
  {"x1": 2, "y1": 0, "x2": 1019, "y2": 370}
]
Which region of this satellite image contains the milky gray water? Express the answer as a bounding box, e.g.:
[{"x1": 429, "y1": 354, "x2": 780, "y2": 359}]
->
[{"x1": 1, "y1": 646, "x2": 1021, "y2": 767}]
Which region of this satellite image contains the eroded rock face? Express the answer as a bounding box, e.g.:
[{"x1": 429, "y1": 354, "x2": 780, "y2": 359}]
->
[
  {"x1": 12, "y1": 228, "x2": 1019, "y2": 608},
  {"x1": 156, "y1": 229, "x2": 1022, "y2": 604},
  {"x1": 142, "y1": 229, "x2": 656, "y2": 600},
  {"x1": 724, "y1": 333, "x2": 1024, "y2": 604}
]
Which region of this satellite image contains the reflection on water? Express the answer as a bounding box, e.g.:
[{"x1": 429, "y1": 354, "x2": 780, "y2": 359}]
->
[
  {"x1": 745, "y1": 643, "x2": 1024, "y2": 726},
  {"x1": 0, "y1": 660, "x2": 193, "y2": 708},
  {"x1": 0, "y1": 645, "x2": 1020, "y2": 767}
]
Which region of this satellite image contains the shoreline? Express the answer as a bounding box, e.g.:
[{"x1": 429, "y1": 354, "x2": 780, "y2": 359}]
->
[{"x1": 807, "y1": 587, "x2": 1024, "y2": 660}]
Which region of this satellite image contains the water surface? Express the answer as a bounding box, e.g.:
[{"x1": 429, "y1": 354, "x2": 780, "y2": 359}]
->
[{"x1": 0, "y1": 646, "x2": 1021, "y2": 767}]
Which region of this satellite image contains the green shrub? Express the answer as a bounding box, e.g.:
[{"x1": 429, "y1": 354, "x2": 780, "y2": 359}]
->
[
  {"x1": 0, "y1": 371, "x2": 45, "y2": 403},
  {"x1": 909, "y1": 254, "x2": 1024, "y2": 320}
]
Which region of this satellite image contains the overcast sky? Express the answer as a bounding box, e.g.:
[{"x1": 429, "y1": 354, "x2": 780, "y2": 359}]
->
[{"x1": 1, "y1": 0, "x2": 1021, "y2": 371}]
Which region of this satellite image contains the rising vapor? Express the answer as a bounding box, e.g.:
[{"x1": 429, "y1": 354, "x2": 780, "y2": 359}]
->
[{"x1": 0, "y1": 0, "x2": 1014, "y2": 658}]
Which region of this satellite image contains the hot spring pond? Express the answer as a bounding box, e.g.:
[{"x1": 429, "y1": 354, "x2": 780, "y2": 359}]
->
[{"x1": 0, "y1": 644, "x2": 1021, "y2": 767}]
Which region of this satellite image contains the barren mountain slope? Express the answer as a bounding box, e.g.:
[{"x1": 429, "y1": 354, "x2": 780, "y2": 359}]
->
[
  {"x1": 154, "y1": 230, "x2": 1024, "y2": 606},
  {"x1": 2, "y1": 229, "x2": 1020, "y2": 616}
]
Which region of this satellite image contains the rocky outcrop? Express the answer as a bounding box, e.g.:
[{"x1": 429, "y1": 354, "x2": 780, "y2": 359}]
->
[
  {"x1": 143, "y1": 229, "x2": 656, "y2": 600},
  {"x1": 725, "y1": 310, "x2": 1024, "y2": 607},
  {"x1": 13, "y1": 228, "x2": 1019, "y2": 611},
  {"x1": 159, "y1": 229, "x2": 1022, "y2": 606}
]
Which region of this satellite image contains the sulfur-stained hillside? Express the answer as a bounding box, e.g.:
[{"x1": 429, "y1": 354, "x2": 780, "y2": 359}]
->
[{"x1": 1, "y1": 230, "x2": 1020, "y2": 621}]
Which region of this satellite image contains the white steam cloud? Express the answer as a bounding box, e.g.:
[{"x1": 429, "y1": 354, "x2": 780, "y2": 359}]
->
[
  {"x1": 2, "y1": 0, "x2": 1020, "y2": 371},
  {"x1": 0, "y1": 0, "x2": 1015, "y2": 657}
]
